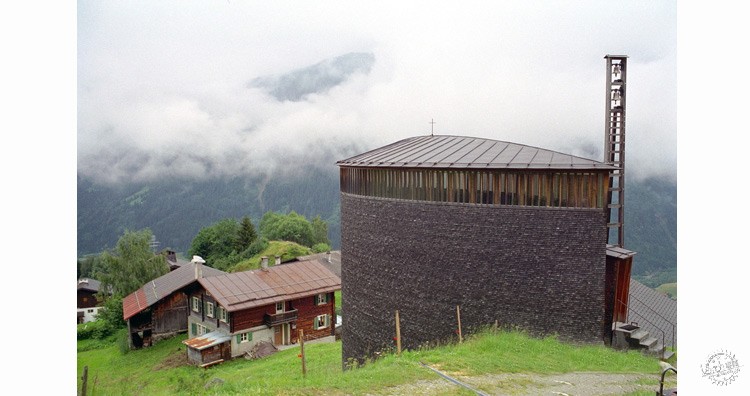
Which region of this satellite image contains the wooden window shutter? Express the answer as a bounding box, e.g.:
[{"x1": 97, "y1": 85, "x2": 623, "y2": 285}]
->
[
  {"x1": 313, "y1": 317, "x2": 319, "y2": 330},
  {"x1": 313, "y1": 295, "x2": 319, "y2": 305},
  {"x1": 191, "y1": 323, "x2": 197, "y2": 336},
  {"x1": 325, "y1": 314, "x2": 330, "y2": 328},
  {"x1": 236, "y1": 334, "x2": 242, "y2": 343}
]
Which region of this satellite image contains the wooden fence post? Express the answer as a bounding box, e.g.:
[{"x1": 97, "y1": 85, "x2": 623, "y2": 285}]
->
[
  {"x1": 395, "y1": 310, "x2": 402, "y2": 355},
  {"x1": 80, "y1": 365, "x2": 88, "y2": 396},
  {"x1": 299, "y1": 329, "x2": 306, "y2": 377},
  {"x1": 456, "y1": 305, "x2": 463, "y2": 343}
]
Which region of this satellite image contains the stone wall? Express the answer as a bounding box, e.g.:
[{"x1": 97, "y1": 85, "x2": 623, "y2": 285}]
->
[{"x1": 340, "y1": 192, "x2": 608, "y2": 365}]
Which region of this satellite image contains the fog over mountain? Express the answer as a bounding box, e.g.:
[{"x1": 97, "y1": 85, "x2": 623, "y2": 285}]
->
[
  {"x1": 250, "y1": 52, "x2": 376, "y2": 102},
  {"x1": 77, "y1": 1, "x2": 676, "y2": 186}
]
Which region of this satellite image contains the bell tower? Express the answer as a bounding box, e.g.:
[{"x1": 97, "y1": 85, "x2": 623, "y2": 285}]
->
[{"x1": 604, "y1": 55, "x2": 627, "y2": 247}]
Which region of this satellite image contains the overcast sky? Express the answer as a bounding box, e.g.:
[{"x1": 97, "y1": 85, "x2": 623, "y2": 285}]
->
[
  {"x1": 77, "y1": 1, "x2": 676, "y2": 184},
  {"x1": 9, "y1": 3, "x2": 750, "y2": 391}
]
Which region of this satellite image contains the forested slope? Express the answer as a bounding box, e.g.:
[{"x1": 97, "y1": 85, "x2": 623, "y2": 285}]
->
[{"x1": 77, "y1": 172, "x2": 675, "y2": 285}]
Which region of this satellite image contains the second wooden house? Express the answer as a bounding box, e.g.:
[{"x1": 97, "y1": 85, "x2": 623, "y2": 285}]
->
[
  {"x1": 183, "y1": 257, "x2": 341, "y2": 366},
  {"x1": 122, "y1": 257, "x2": 225, "y2": 348}
]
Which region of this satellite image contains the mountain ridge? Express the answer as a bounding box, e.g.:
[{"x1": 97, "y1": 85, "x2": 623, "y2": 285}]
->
[{"x1": 77, "y1": 171, "x2": 675, "y2": 286}]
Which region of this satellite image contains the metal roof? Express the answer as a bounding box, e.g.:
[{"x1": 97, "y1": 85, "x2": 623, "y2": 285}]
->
[
  {"x1": 606, "y1": 245, "x2": 637, "y2": 259},
  {"x1": 199, "y1": 260, "x2": 341, "y2": 313},
  {"x1": 294, "y1": 250, "x2": 341, "y2": 278},
  {"x1": 337, "y1": 135, "x2": 617, "y2": 170},
  {"x1": 182, "y1": 330, "x2": 232, "y2": 350},
  {"x1": 122, "y1": 262, "x2": 226, "y2": 320}
]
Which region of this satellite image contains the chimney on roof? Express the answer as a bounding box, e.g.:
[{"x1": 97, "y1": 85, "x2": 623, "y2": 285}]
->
[
  {"x1": 191, "y1": 255, "x2": 206, "y2": 279},
  {"x1": 166, "y1": 250, "x2": 177, "y2": 263},
  {"x1": 326, "y1": 251, "x2": 331, "y2": 263},
  {"x1": 275, "y1": 255, "x2": 281, "y2": 266},
  {"x1": 261, "y1": 256, "x2": 269, "y2": 271}
]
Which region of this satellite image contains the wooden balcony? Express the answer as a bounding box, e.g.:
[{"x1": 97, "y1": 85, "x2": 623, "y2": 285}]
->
[{"x1": 264, "y1": 309, "x2": 298, "y2": 327}]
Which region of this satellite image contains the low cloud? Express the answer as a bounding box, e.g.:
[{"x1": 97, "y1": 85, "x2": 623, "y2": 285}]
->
[
  {"x1": 77, "y1": 1, "x2": 676, "y2": 185},
  {"x1": 250, "y1": 52, "x2": 375, "y2": 102}
]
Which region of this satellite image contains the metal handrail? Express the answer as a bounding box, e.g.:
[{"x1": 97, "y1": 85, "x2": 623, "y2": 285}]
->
[
  {"x1": 615, "y1": 296, "x2": 673, "y2": 360},
  {"x1": 627, "y1": 293, "x2": 676, "y2": 350}
]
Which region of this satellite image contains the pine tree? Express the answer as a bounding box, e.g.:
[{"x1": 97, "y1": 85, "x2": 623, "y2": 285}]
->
[{"x1": 236, "y1": 216, "x2": 258, "y2": 252}]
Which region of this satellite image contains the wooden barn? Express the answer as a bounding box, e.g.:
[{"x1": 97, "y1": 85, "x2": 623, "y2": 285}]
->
[
  {"x1": 183, "y1": 257, "x2": 340, "y2": 366},
  {"x1": 122, "y1": 258, "x2": 225, "y2": 349}
]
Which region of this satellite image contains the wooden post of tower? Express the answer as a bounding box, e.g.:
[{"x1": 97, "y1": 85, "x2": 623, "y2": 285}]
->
[{"x1": 604, "y1": 55, "x2": 628, "y2": 247}]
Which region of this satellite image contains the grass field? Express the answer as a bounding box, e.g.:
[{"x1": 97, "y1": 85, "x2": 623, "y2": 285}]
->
[
  {"x1": 77, "y1": 327, "x2": 674, "y2": 395},
  {"x1": 656, "y1": 283, "x2": 677, "y2": 299}
]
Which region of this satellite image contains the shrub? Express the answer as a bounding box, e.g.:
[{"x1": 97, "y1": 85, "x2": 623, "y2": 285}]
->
[
  {"x1": 117, "y1": 329, "x2": 130, "y2": 355},
  {"x1": 77, "y1": 319, "x2": 112, "y2": 340},
  {"x1": 242, "y1": 237, "x2": 269, "y2": 258},
  {"x1": 312, "y1": 243, "x2": 331, "y2": 253}
]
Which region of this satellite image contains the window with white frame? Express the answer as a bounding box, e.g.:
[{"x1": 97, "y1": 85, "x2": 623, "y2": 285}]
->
[
  {"x1": 192, "y1": 323, "x2": 208, "y2": 336},
  {"x1": 276, "y1": 301, "x2": 285, "y2": 313},
  {"x1": 192, "y1": 296, "x2": 201, "y2": 312},
  {"x1": 314, "y1": 293, "x2": 329, "y2": 306},
  {"x1": 219, "y1": 306, "x2": 228, "y2": 323},
  {"x1": 313, "y1": 314, "x2": 330, "y2": 330},
  {"x1": 206, "y1": 302, "x2": 215, "y2": 318},
  {"x1": 237, "y1": 332, "x2": 252, "y2": 343}
]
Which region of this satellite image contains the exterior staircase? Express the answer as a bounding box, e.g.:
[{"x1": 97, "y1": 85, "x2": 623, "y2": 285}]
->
[{"x1": 612, "y1": 322, "x2": 674, "y2": 360}]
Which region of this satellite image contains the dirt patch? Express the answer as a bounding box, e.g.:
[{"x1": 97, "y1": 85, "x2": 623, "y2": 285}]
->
[
  {"x1": 370, "y1": 372, "x2": 676, "y2": 396},
  {"x1": 153, "y1": 350, "x2": 189, "y2": 370},
  {"x1": 470, "y1": 372, "x2": 659, "y2": 395}
]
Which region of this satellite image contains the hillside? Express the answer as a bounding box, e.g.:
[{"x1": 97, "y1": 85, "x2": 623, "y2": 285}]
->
[
  {"x1": 76, "y1": 328, "x2": 672, "y2": 395},
  {"x1": 77, "y1": 172, "x2": 676, "y2": 284},
  {"x1": 77, "y1": 167, "x2": 341, "y2": 256}
]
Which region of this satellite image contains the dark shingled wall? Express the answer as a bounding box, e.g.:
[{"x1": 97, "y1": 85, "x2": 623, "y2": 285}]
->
[{"x1": 341, "y1": 192, "x2": 608, "y2": 365}]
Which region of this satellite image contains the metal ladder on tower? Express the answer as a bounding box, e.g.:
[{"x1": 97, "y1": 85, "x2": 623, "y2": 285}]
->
[{"x1": 605, "y1": 55, "x2": 627, "y2": 247}]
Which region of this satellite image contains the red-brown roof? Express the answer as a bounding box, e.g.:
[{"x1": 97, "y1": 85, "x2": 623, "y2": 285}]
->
[
  {"x1": 122, "y1": 288, "x2": 148, "y2": 320},
  {"x1": 182, "y1": 330, "x2": 232, "y2": 351},
  {"x1": 122, "y1": 262, "x2": 225, "y2": 320},
  {"x1": 199, "y1": 260, "x2": 341, "y2": 312}
]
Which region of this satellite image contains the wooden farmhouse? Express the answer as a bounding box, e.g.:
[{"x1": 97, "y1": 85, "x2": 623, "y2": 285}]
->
[
  {"x1": 77, "y1": 278, "x2": 104, "y2": 324},
  {"x1": 182, "y1": 257, "x2": 340, "y2": 367},
  {"x1": 122, "y1": 257, "x2": 225, "y2": 348}
]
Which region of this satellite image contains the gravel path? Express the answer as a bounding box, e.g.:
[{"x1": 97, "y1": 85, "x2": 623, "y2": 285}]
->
[{"x1": 370, "y1": 371, "x2": 675, "y2": 395}]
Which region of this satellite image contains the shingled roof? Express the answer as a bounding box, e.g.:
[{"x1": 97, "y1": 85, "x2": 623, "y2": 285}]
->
[
  {"x1": 628, "y1": 279, "x2": 677, "y2": 348},
  {"x1": 77, "y1": 278, "x2": 101, "y2": 292},
  {"x1": 198, "y1": 260, "x2": 341, "y2": 312},
  {"x1": 337, "y1": 135, "x2": 617, "y2": 170},
  {"x1": 122, "y1": 262, "x2": 225, "y2": 320}
]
